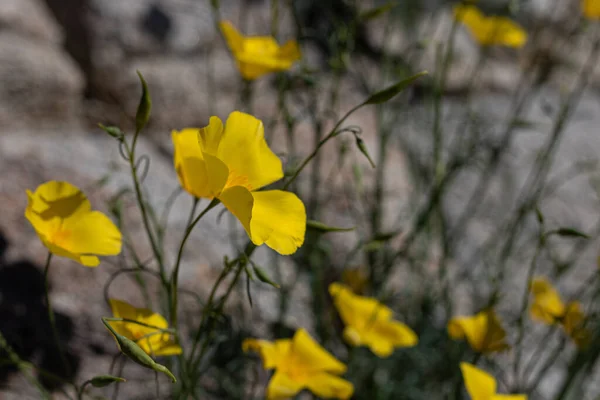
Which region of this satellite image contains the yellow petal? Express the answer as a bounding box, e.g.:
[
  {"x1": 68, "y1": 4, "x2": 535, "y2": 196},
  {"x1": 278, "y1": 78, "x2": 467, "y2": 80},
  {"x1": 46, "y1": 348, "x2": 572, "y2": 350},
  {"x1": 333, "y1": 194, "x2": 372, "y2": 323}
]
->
[
  {"x1": 220, "y1": 188, "x2": 306, "y2": 255},
  {"x1": 242, "y1": 338, "x2": 291, "y2": 370},
  {"x1": 563, "y1": 302, "x2": 591, "y2": 348},
  {"x1": 172, "y1": 129, "x2": 229, "y2": 198},
  {"x1": 493, "y1": 395, "x2": 528, "y2": 400},
  {"x1": 291, "y1": 329, "x2": 347, "y2": 375},
  {"x1": 266, "y1": 371, "x2": 304, "y2": 400},
  {"x1": 305, "y1": 373, "x2": 354, "y2": 400},
  {"x1": 363, "y1": 319, "x2": 418, "y2": 357},
  {"x1": 59, "y1": 211, "x2": 121, "y2": 256},
  {"x1": 278, "y1": 40, "x2": 302, "y2": 63},
  {"x1": 460, "y1": 362, "x2": 497, "y2": 399},
  {"x1": 220, "y1": 20, "x2": 245, "y2": 55},
  {"x1": 529, "y1": 277, "x2": 565, "y2": 324},
  {"x1": 454, "y1": 5, "x2": 526, "y2": 48},
  {"x1": 329, "y1": 283, "x2": 393, "y2": 331},
  {"x1": 447, "y1": 310, "x2": 508, "y2": 353},
  {"x1": 198, "y1": 116, "x2": 224, "y2": 155},
  {"x1": 583, "y1": 0, "x2": 600, "y2": 19},
  {"x1": 218, "y1": 112, "x2": 284, "y2": 190},
  {"x1": 26, "y1": 181, "x2": 91, "y2": 216}
]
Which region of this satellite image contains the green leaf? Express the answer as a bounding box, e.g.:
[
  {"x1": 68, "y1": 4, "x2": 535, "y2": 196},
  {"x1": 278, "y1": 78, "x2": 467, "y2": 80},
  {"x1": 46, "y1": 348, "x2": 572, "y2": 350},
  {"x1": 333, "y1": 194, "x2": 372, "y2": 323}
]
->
[
  {"x1": 552, "y1": 228, "x2": 590, "y2": 239},
  {"x1": 252, "y1": 265, "x2": 280, "y2": 289},
  {"x1": 355, "y1": 137, "x2": 376, "y2": 168},
  {"x1": 360, "y1": 2, "x2": 396, "y2": 21},
  {"x1": 363, "y1": 240, "x2": 384, "y2": 252},
  {"x1": 102, "y1": 319, "x2": 176, "y2": 383},
  {"x1": 363, "y1": 71, "x2": 428, "y2": 105},
  {"x1": 98, "y1": 124, "x2": 123, "y2": 139},
  {"x1": 90, "y1": 375, "x2": 126, "y2": 388},
  {"x1": 135, "y1": 71, "x2": 152, "y2": 133},
  {"x1": 307, "y1": 220, "x2": 355, "y2": 233},
  {"x1": 372, "y1": 230, "x2": 402, "y2": 241},
  {"x1": 535, "y1": 207, "x2": 545, "y2": 225}
]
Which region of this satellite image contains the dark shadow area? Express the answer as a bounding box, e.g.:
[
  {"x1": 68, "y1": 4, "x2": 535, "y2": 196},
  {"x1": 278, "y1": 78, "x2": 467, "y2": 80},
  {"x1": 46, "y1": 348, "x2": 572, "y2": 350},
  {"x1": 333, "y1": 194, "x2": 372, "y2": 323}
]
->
[{"x1": 0, "y1": 230, "x2": 80, "y2": 392}]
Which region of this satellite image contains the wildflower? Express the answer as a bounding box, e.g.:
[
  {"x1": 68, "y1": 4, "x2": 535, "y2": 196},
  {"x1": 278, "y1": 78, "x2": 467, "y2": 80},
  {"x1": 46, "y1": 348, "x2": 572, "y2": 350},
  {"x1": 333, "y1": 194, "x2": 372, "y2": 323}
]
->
[
  {"x1": 243, "y1": 328, "x2": 354, "y2": 399},
  {"x1": 220, "y1": 21, "x2": 301, "y2": 80},
  {"x1": 453, "y1": 5, "x2": 527, "y2": 48},
  {"x1": 460, "y1": 362, "x2": 527, "y2": 400},
  {"x1": 530, "y1": 278, "x2": 590, "y2": 347},
  {"x1": 582, "y1": 0, "x2": 600, "y2": 19},
  {"x1": 329, "y1": 283, "x2": 418, "y2": 357},
  {"x1": 448, "y1": 309, "x2": 509, "y2": 353},
  {"x1": 25, "y1": 181, "x2": 121, "y2": 267},
  {"x1": 107, "y1": 299, "x2": 182, "y2": 356},
  {"x1": 172, "y1": 111, "x2": 306, "y2": 255}
]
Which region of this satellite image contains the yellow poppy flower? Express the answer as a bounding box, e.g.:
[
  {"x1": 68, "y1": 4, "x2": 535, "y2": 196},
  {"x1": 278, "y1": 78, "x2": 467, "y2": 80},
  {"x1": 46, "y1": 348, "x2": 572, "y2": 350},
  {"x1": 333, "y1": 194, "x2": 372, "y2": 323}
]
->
[
  {"x1": 107, "y1": 299, "x2": 182, "y2": 356},
  {"x1": 329, "y1": 283, "x2": 418, "y2": 357},
  {"x1": 220, "y1": 21, "x2": 301, "y2": 80},
  {"x1": 529, "y1": 277, "x2": 566, "y2": 324},
  {"x1": 454, "y1": 5, "x2": 527, "y2": 48},
  {"x1": 460, "y1": 362, "x2": 527, "y2": 400},
  {"x1": 529, "y1": 277, "x2": 591, "y2": 348},
  {"x1": 243, "y1": 328, "x2": 354, "y2": 400},
  {"x1": 25, "y1": 181, "x2": 122, "y2": 267},
  {"x1": 447, "y1": 309, "x2": 509, "y2": 353},
  {"x1": 172, "y1": 111, "x2": 306, "y2": 255},
  {"x1": 582, "y1": 0, "x2": 600, "y2": 19}
]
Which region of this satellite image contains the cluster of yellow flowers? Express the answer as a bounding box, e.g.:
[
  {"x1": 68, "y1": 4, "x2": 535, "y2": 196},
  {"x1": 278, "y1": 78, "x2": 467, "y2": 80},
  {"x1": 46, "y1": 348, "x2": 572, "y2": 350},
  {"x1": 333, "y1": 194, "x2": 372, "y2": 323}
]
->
[
  {"x1": 20, "y1": 3, "x2": 599, "y2": 398},
  {"x1": 454, "y1": 0, "x2": 600, "y2": 49}
]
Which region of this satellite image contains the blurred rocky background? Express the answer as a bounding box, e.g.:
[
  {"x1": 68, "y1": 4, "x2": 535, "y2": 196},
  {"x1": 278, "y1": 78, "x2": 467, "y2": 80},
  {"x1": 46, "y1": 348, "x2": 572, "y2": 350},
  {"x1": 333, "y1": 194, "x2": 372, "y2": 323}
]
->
[{"x1": 2, "y1": 0, "x2": 600, "y2": 398}]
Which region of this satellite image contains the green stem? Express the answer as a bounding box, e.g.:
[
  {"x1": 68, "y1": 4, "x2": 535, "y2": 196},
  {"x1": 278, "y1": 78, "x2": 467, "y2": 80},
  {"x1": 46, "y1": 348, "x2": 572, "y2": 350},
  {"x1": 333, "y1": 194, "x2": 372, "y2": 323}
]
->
[
  {"x1": 170, "y1": 198, "x2": 220, "y2": 327},
  {"x1": 123, "y1": 138, "x2": 166, "y2": 283},
  {"x1": 77, "y1": 380, "x2": 91, "y2": 400},
  {"x1": 0, "y1": 331, "x2": 51, "y2": 399},
  {"x1": 43, "y1": 252, "x2": 71, "y2": 376},
  {"x1": 283, "y1": 102, "x2": 363, "y2": 191}
]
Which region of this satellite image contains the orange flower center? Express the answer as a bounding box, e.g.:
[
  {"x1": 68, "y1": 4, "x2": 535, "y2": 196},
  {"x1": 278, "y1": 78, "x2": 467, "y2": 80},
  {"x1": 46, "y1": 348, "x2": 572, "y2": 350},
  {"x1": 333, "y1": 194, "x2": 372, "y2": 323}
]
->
[
  {"x1": 224, "y1": 171, "x2": 252, "y2": 191},
  {"x1": 50, "y1": 228, "x2": 72, "y2": 248}
]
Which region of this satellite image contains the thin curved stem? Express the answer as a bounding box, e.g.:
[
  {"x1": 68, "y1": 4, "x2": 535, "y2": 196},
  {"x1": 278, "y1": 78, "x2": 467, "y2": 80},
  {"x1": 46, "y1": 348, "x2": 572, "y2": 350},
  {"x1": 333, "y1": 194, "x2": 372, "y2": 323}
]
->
[
  {"x1": 170, "y1": 198, "x2": 220, "y2": 326},
  {"x1": 43, "y1": 252, "x2": 70, "y2": 376}
]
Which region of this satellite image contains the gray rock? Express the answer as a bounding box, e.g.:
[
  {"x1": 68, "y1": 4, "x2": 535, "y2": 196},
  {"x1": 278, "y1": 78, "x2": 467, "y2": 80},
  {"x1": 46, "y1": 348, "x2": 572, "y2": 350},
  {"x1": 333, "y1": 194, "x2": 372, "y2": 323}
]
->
[
  {"x1": 0, "y1": 0, "x2": 63, "y2": 44},
  {"x1": 0, "y1": 33, "x2": 84, "y2": 129}
]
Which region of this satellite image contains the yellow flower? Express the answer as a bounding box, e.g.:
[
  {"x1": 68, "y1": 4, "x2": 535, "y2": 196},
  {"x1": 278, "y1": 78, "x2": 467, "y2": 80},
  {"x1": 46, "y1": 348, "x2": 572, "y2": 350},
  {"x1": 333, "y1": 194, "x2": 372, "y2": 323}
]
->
[
  {"x1": 460, "y1": 362, "x2": 527, "y2": 400},
  {"x1": 107, "y1": 299, "x2": 182, "y2": 356},
  {"x1": 25, "y1": 181, "x2": 122, "y2": 267},
  {"x1": 220, "y1": 21, "x2": 301, "y2": 80},
  {"x1": 529, "y1": 277, "x2": 566, "y2": 324},
  {"x1": 329, "y1": 283, "x2": 418, "y2": 357},
  {"x1": 172, "y1": 111, "x2": 306, "y2": 255},
  {"x1": 243, "y1": 328, "x2": 354, "y2": 400},
  {"x1": 453, "y1": 5, "x2": 527, "y2": 48},
  {"x1": 583, "y1": 0, "x2": 600, "y2": 19},
  {"x1": 447, "y1": 309, "x2": 509, "y2": 353},
  {"x1": 530, "y1": 278, "x2": 591, "y2": 348}
]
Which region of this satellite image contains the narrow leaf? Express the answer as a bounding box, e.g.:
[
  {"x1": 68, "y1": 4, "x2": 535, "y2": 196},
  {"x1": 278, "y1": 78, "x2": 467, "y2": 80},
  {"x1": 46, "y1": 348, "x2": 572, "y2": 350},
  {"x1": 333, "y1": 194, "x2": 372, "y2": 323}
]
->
[
  {"x1": 135, "y1": 71, "x2": 152, "y2": 133},
  {"x1": 553, "y1": 228, "x2": 589, "y2": 239},
  {"x1": 307, "y1": 220, "x2": 355, "y2": 233},
  {"x1": 98, "y1": 124, "x2": 123, "y2": 139},
  {"x1": 252, "y1": 266, "x2": 280, "y2": 289},
  {"x1": 360, "y1": 2, "x2": 396, "y2": 21},
  {"x1": 90, "y1": 375, "x2": 126, "y2": 388},
  {"x1": 363, "y1": 71, "x2": 428, "y2": 105},
  {"x1": 355, "y1": 137, "x2": 376, "y2": 168}
]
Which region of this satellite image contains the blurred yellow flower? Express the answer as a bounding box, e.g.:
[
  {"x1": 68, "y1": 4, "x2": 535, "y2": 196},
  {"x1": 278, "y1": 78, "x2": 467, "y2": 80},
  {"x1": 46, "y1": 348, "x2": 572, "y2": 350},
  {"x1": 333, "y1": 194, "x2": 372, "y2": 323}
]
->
[
  {"x1": 583, "y1": 0, "x2": 600, "y2": 19},
  {"x1": 172, "y1": 111, "x2": 306, "y2": 255},
  {"x1": 243, "y1": 328, "x2": 354, "y2": 400},
  {"x1": 530, "y1": 278, "x2": 590, "y2": 348},
  {"x1": 107, "y1": 299, "x2": 182, "y2": 356},
  {"x1": 220, "y1": 20, "x2": 301, "y2": 80},
  {"x1": 329, "y1": 283, "x2": 418, "y2": 357},
  {"x1": 454, "y1": 5, "x2": 527, "y2": 48},
  {"x1": 447, "y1": 309, "x2": 509, "y2": 353},
  {"x1": 460, "y1": 362, "x2": 527, "y2": 400},
  {"x1": 25, "y1": 181, "x2": 122, "y2": 267}
]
